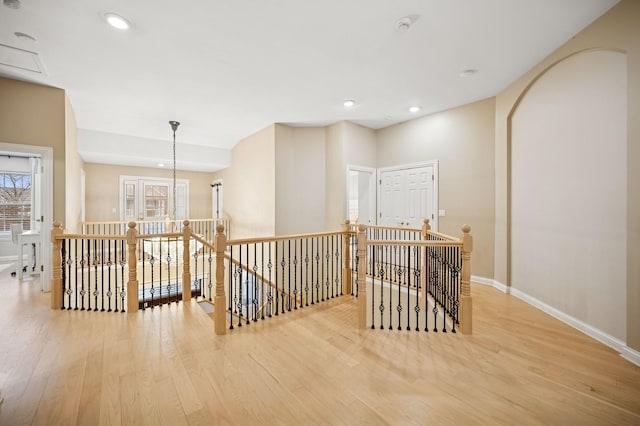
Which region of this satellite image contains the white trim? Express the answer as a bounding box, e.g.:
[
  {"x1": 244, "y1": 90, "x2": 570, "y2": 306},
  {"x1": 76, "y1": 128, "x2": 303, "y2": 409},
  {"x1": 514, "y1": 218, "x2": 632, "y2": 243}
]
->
[
  {"x1": 471, "y1": 275, "x2": 509, "y2": 293},
  {"x1": 621, "y1": 347, "x2": 640, "y2": 368},
  {"x1": 346, "y1": 165, "x2": 376, "y2": 225},
  {"x1": 509, "y1": 286, "x2": 638, "y2": 367},
  {"x1": 470, "y1": 275, "x2": 639, "y2": 367},
  {"x1": 376, "y1": 160, "x2": 439, "y2": 230}
]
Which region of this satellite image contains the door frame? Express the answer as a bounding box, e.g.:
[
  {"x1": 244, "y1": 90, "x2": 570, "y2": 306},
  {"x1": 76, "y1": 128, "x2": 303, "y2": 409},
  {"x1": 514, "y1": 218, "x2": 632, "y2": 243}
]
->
[
  {"x1": 0, "y1": 142, "x2": 53, "y2": 291},
  {"x1": 345, "y1": 165, "x2": 376, "y2": 225},
  {"x1": 376, "y1": 160, "x2": 439, "y2": 231}
]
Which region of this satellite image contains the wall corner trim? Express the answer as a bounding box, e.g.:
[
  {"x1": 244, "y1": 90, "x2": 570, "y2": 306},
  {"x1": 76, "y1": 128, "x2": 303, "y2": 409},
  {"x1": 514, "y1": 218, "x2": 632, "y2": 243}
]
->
[
  {"x1": 471, "y1": 275, "x2": 509, "y2": 293},
  {"x1": 508, "y1": 286, "x2": 638, "y2": 368}
]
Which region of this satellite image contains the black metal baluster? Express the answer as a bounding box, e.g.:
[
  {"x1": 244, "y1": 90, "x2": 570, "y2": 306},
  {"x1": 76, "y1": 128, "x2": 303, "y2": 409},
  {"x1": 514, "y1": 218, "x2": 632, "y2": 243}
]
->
[
  {"x1": 252, "y1": 243, "x2": 258, "y2": 322},
  {"x1": 114, "y1": 240, "x2": 119, "y2": 312},
  {"x1": 207, "y1": 247, "x2": 213, "y2": 301},
  {"x1": 229, "y1": 245, "x2": 234, "y2": 329},
  {"x1": 275, "y1": 242, "x2": 279, "y2": 315},
  {"x1": 389, "y1": 245, "x2": 394, "y2": 330},
  {"x1": 314, "y1": 238, "x2": 320, "y2": 305},
  {"x1": 267, "y1": 243, "x2": 273, "y2": 318},
  {"x1": 100, "y1": 240, "x2": 105, "y2": 311},
  {"x1": 149, "y1": 254, "x2": 156, "y2": 309},
  {"x1": 288, "y1": 239, "x2": 292, "y2": 311},
  {"x1": 166, "y1": 238, "x2": 172, "y2": 305},
  {"x1": 158, "y1": 240, "x2": 163, "y2": 307},
  {"x1": 80, "y1": 239, "x2": 86, "y2": 311},
  {"x1": 120, "y1": 240, "x2": 126, "y2": 312},
  {"x1": 245, "y1": 244, "x2": 250, "y2": 325},
  {"x1": 379, "y1": 245, "x2": 385, "y2": 330},
  {"x1": 304, "y1": 239, "x2": 309, "y2": 307},
  {"x1": 93, "y1": 240, "x2": 99, "y2": 311},
  {"x1": 261, "y1": 242, "x2": 265, "y2": 320},
  {"x1": 107, "y1": 240, "x2": 113, "y2": 312},
  {"x1": 293, "y1": 239, "x2": 298, "y2": 310},
  {"x1": 61, "y1": 239, "x2": 67, "y2": 309},
  {"x1": 237, "y1": 245, "x2": 243, "y2": 327}
]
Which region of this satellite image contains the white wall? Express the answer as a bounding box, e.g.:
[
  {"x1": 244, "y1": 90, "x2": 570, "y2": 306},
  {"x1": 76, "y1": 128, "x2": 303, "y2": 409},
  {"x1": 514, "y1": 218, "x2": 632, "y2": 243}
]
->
[{"x1": 511, "y1": 50, "x2": 627, "y2": 341}]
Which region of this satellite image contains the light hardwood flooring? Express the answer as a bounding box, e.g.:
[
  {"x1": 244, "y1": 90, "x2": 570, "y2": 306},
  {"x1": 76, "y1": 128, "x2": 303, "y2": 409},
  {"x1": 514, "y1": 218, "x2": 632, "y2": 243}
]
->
[{"x1": 0, "y1": 261, "x2": 639, "y2": 425}]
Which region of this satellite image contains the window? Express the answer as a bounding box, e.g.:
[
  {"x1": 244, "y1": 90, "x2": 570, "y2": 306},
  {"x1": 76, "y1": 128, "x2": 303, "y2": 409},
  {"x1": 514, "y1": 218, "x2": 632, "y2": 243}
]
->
[
  {"x1": 119, "y1": 176, "x2": 189, "y2": 221},
  {"x1": 0, "y1": 172, "x2": 31, "y2": 232}
]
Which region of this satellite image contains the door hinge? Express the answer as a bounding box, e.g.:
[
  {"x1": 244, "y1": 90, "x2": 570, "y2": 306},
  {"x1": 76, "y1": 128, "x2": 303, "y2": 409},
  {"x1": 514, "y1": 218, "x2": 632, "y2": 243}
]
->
[
  {"x1": 379, "y1": 179, "x2": 382, "y2": 185},
  {"x1": 41, "y1": 265, "x2": 44, "y2": 272},
  {"x1": 379, "y1": 212, "x2": 382, "y2": 218},
  {"x1": 432, "y1": 214, "x2": 434, "y2": 219},
  {"x1": 432, "y1": 174, "x2": 434, "y2": 181}
]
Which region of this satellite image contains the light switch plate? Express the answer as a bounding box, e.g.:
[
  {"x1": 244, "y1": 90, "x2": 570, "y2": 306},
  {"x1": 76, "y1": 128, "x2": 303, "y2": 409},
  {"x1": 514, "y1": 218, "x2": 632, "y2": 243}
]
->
[{"x1": 438, "y1": 209, "x2": 446, "y2": 217}]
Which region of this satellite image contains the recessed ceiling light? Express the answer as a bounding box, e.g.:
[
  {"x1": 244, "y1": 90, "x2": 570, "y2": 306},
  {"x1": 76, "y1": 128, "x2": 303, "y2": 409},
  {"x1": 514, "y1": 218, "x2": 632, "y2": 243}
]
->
[
  {"x1": 343, "y1": 99, "x2": 356, "y2": 108},
  {"x1": 459, "y1": 69, "x2": 478, "y2": 78},
  {"x1": 104, "y1": 13, "x2": 131, "y2": 30},
  {"x1": 157, "y1": 163, "x2": 165, "y2": 168},
  {"x1": 409, "y1": 106, "x2": 421, "y2": 113}
]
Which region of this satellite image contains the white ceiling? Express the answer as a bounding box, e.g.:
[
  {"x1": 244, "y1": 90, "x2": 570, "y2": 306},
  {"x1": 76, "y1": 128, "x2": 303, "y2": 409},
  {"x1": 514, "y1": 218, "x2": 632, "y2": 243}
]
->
[{"x1": 0, "y1": 0, "x2": 619, "y2": 171}]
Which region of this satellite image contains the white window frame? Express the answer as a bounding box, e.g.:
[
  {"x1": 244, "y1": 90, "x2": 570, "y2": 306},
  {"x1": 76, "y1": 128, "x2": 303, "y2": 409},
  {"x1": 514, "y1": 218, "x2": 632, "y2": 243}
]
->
[{"x1": 118, "y1": 175, "x2": 189, "y2": 221}]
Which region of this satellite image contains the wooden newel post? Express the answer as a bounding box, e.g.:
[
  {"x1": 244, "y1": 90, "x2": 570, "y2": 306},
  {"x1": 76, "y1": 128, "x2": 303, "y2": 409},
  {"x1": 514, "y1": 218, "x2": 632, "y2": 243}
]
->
[
  {"x1": 357, "y1": 224, "x2": 367, "y2": 329},
  {"x1": 214, "y1": 224, "x2": 227, "y2": 335},
  {"x1": 342, "y1": 220, "x2": 352, "y2": 296},
  {"x1": 51, "y1": 221, "x2": 63, "y2": 309},
  {"x1": 460, "y1": 225, "x2": 473, "y2": 334},
  {"x1": 421, "y1": 219, "x2": 431, "y2": 309},
  {"x1": 182, "y1": 220, "x2": 192, "y2": 303},
  {"x1": 127, "y1": 222, "x2": 139, "y2": 313}
]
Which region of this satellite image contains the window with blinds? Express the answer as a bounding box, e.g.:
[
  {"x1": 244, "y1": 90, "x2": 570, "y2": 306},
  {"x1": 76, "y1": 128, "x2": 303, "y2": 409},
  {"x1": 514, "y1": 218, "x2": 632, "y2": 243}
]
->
[{"x1": 0, "y1": 172, "x2": 31, "y2": 232}]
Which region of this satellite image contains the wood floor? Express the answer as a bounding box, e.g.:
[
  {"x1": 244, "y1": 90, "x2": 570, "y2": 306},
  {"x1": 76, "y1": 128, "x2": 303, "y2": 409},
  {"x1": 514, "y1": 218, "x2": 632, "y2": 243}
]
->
[{"x1": 1, "y1": 262, "x2": 639, "y2": 425}]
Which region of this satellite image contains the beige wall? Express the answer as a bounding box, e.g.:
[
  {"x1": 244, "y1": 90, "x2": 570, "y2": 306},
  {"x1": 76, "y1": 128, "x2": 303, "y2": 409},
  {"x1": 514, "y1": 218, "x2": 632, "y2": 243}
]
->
[
  {"x1": 377, "y1": 98, "x2": 496, "y2": 279},
  {"x1": 325, "y1": 122, "x2": 347, "y2": 231},
  {"x1": 213, "y1": 125, "x2": 276, "y2": 239},
  {"x1": 274, "y1": 125, "x2": 326, "y2": 235},
  {"x1": 0, "y1": 77, "x2": 66, "y2": 223},
  {"x1": 344, "y1": 121, "x2": 377, "y2": 168},
  {"x1": 84, "y1": 163, "x2": 214, "y2": 223},
  {"x1": 511, "y1": 50, "x2": 627, "y2": 341},
  {"x1": 64, "y1": 95, "x2": 84, "y2": 233},
  {"x1": 495, "y1": 0, "x2": 640, "y2": 350}
]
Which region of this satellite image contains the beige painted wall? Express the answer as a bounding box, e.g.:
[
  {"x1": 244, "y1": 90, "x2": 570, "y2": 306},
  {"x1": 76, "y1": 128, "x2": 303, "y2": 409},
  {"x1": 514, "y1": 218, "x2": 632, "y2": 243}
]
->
[
  {"x1": 213, "y1": 125, "x2": 276, "y2": 239},
  {"x1": 64, "y1": 95, "x2": 83, "y2": 233},
  {"x1": 512, "y1": 50, "x2": 627, "y2": 341},
  {"x1": 274, "y1": 125, "x2": 326, "y2": 235},
  {"x1": 377, "y1": 98, "x2": 496, "y2": 279},
  {"x1": 344, "y1": 121, "x2": 377, "y2": 169},
  {"x1": 84, "y1": 163, "x2": 214, "y2": 223},
  {"x1": 0, "y1": 77, "x2": 66, "y2": 223},
  {"x1": 494, "y1": 0, "x2": 640, "y2": 351},
  {"x1": 325, "y1": 122, "x2": 346, "y2": 231}
]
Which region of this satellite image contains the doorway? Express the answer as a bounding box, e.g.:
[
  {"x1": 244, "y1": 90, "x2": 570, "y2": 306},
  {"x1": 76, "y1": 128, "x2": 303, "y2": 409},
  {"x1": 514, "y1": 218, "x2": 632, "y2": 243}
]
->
[
  {"x1": 377, "y1": 161, "x2": 438, "y2": 230},
  {"x1": 0, "y1": 142, "x2": 53, "y2": 291},
  {"x1": 346, "y1": 166, "x2": 376, "y2": 226}
]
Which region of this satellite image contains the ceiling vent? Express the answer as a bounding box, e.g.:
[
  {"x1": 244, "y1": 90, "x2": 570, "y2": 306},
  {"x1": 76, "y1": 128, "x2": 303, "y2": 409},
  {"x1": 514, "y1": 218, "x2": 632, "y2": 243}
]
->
[{"x1": 0, "y1": 43, "x2": 45, "y2": 74}]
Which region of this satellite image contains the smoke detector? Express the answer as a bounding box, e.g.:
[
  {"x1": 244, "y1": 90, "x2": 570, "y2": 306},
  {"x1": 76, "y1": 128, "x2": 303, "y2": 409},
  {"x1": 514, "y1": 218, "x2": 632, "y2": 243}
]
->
[
  {"x1": 3, "y1": 0, "x2": 21, "y2": 9},
  {"x1": 395, "y1": 17, "x2": 412, "y2": 32}
]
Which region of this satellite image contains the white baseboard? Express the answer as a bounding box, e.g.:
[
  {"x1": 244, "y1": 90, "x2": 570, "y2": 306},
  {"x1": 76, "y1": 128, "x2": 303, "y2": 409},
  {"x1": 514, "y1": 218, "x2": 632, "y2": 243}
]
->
[
  {"x1": 471, "y1": 275, "x2": 508, "y2": 293},
  {"x1": 621, "y1": 346, "x2": 640, "y2": 367},
  {"x1": 470, "y1": 275, "x2": 640, "y2": 368}
]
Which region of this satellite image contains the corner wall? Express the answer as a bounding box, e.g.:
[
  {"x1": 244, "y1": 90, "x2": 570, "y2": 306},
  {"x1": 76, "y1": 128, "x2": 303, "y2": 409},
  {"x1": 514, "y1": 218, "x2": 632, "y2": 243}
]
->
[
  {"x1": 213, "y1": 125, "x2": 276, "y2": 239},
  {"x1": 377, "y1": 98, "x2": 496, "y2": 279},
  {"x1": 0, "y1": 77, "x2": 66, "y2": 224},
  {"x1": 494, "y1": 0, "x2": 640, "y2": 352},
  {"x1": 65, "y1": 95, "x2": 83, "y2": 233}
]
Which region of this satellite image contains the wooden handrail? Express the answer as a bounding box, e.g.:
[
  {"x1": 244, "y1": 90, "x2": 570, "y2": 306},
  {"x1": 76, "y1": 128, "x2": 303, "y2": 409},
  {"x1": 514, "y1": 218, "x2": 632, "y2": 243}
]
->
[
  {"x1": 367, "y1": 239, "x2": 462, "y2": 247},
  {"x1": 227, "y1": 230, "x2": 344, "y2": 246},
  {"x1": 79, "y1": 217, "x2": 231, "y2": 226}
]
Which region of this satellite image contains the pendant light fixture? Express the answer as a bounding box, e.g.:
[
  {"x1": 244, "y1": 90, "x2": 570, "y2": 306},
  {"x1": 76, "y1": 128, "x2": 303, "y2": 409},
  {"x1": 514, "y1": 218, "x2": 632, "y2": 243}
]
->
[{"x1": 169, "y1": 120, "x2": 180, "y2": 225}]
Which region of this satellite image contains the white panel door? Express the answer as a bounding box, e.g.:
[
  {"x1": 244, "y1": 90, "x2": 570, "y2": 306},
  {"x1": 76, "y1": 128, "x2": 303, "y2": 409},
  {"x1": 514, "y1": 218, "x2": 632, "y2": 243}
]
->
[
  {"x1": 379, "y1": 164, "x2": 436, "y2": 229},
  {"x1": 380, "y1": 169, "x2": 405, "y2": 226}
]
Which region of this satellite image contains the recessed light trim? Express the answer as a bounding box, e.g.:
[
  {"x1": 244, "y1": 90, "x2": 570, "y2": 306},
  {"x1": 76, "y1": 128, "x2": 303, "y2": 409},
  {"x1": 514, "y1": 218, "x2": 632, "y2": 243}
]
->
[
  {"x1": 104, "y1": 13, "x2": 131, "y2": 30},
  {"x1": 409, "y1": 106, "x2": 421, "y2": 113},
  {"x1": 343, "y1": 99, "x2": 356, "y2": 108}
]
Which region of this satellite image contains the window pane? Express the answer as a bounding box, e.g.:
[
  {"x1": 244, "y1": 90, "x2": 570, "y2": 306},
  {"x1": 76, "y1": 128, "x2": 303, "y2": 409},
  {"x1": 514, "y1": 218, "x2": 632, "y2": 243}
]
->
[{"x1": 0, "y1": 172, "x2": 31, "y2": 232}]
